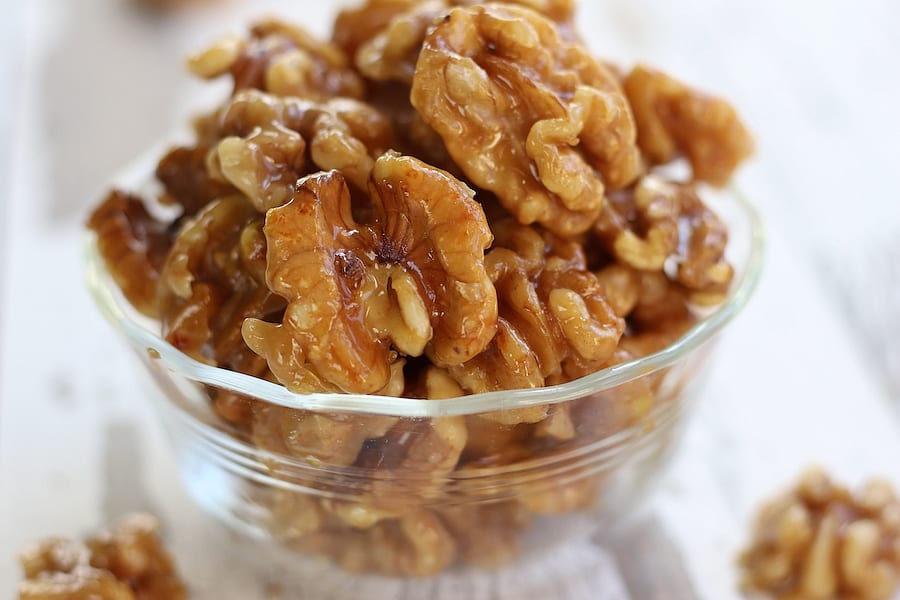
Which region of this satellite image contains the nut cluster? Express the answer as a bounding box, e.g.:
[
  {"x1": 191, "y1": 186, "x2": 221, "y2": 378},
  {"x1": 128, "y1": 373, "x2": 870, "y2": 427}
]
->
[
  {"x1": 88, "y1": 0, "x2": 752, "y2": 576},
  {"x1": 741, "y1": 468, "x2": 900, "y2": 600},
  {"x1": 18, "y1": 515, "x2": 186, "y2": 600}
]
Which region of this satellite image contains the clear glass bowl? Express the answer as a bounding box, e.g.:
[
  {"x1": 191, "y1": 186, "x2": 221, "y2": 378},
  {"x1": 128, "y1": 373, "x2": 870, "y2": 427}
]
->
[{"x1": 84, "y1": 157, "x2": 763, "y2": 589}]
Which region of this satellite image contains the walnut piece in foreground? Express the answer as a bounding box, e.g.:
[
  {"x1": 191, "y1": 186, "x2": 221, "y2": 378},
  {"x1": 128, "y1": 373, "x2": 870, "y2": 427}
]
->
[
  {"x1": 18, "y1": 514, "x2": 186, "y2": 600},
  {"x1": 740, "y1": 468, "x2": 900, "y2": 600}
]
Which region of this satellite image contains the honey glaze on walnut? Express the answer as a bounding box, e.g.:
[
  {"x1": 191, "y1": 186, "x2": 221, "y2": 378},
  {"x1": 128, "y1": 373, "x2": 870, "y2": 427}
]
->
[
  {"x1": 18, "y1": 514, "x2": 186, "y2": 600},
  {"x1": 741, "y1": 469, "x2": 900, "y2": 600},
  {"x1": 87, "y1": 0, "x2": 753, "y2": 577}
]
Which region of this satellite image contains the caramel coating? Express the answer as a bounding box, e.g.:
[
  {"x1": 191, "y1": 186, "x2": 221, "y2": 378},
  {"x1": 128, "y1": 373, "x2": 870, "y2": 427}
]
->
[
  {"x1": 252, "y1": 406, "x2": 398, "y2": 466},
  {"x1": 411, "y1": 4, "x2": 641, "y2": 235},
  {"x1": 159, "y1": 196, "x2": 284, "y2": 366},
  {"x1": 333, "y1": 0, "x2": 421, "y2": 61},
  {"x1": 210, "y1": 123, "x2": 307, "y2": 213},
  {"x1": 623, "y1": 65, "x2": 753, "y2": 185},
  {"x1": 355, "y1": 1, "x2": 447, "y2": 84},
  {"x1": 335, "y1": 0, "x2": 576, "y2": 78},
  {"x1": 156, "y1": 145, "x2": 236, "y2": 217},
  {"x1": 188, "y1": 19, "x2": 364, "y2": 101},
  {"x1": 18, "y1": 515, "x2": 185, "y2": 600},
  {"x1": 87, "y1": 191, "x2": 172, "y2": 318},
  {"x1": 741, "y1": 469, "x2": 900, "y2": 600},
  {"x1": 454, "y1": 221, "x2": 624, "y2": 396},
  {"x1": 439, "y1": 501, "x2": 531, "y2": 567},
  {"x1": 595, "y1": 175, "x2": 734, "y2": 306},
  {"x1": 301, "y1": 511, "x2": 457, "y2": 577},
  {"x1": 243, "y1": 152, "x2": 496, "y2": 394},
  {"x1": 216, "y1": 89, "x2": 395, "y2": 193}
]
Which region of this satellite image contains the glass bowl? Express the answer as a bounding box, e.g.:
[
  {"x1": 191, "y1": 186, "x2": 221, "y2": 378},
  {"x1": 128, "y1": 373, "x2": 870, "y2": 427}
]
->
[{"x1": 84, "y1": 155, "x2": 763, "y2": 589}]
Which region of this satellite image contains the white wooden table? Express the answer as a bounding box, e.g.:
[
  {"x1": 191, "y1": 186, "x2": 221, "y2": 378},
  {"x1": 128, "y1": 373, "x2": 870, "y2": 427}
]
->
[{"x1": 2, "y1": 0, "x2": 899, "y2": 598}]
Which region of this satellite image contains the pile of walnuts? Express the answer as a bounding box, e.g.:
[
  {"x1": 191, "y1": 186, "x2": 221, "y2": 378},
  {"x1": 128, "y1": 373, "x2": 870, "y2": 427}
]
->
[
  {"x1": 89, "y1": 0, "x2": 752, "y2": 576},
  {"x1": 741, "y1": 468, "x2": 900, "y2": 600},
  {"x1": 18, "y1": 515, "x2": 186, "y2": 600}
]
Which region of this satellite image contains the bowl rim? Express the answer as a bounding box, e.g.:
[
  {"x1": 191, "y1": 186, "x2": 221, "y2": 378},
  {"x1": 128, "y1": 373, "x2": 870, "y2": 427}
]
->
[{"x1": 84, "y1": 187, "x2": 764, "y2": 418}]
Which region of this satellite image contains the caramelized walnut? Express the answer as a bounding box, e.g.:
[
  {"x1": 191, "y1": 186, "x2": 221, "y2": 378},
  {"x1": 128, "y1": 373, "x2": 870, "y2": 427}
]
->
[
  {"x1": 595, "y1": 176, "x2": 680, "y2": 272},
  {"x1": 87, "y1": 191, "x2": 172, "y2": 318},
  {"x1": 411, "y1": 4, "x2": 640, "y2": 235},
  {"x1": 209, "y1": 124, "x2": 307, "y2": 212},
  {"x1": 594, "y1": 262, "x2": 642, "y2": 318},
  {"x1": 188, "y1": 19, "x2": 364, "y2": 101},
  {"x1": 156, "y1": 145, "x2": 236, "y2": 217},
  {"x1": 455, "y1": 221, "x2": 624, "y2": 394},
  {"x1": 355, "y1": 1, "x2": 447, "y2": 84},
  {"x1": 594, "y1": 175, "x2": 734, "y2": 305},
  {"x1": 216, "y1": 89, "x2": 394, "y2": 192},
  {"x1": 335, "y1": 0, "x2": 576, "y2": 81},
  {"x1": 741, "y1": 468, "x2": 900, "y2": 600},
  {"x1": 623, "y1": 65, "x2": 753, "y2": 185},
  {"x1": 243, "y1": 152, "x2": 496, "y2": 394},
  {"x1": 505, "y1": 0, "x2": 574, "y2": 23},
  {"x1": 302, "y1": 512, "x2": 456, "y2": 577},
  {"x1": 18, "y1": 515, "x2": 185, "y2": 600},
  {"x1": 333, "y1": 0, "x2": 421, "y2": 61},
  {"x1": 519, "y1": 475, "x2": 600, "y2": 514},
  {"x1": 252, "y1": 406, "x2": 398, "y2": 467},
  {"x1": 439, "y1": 501, "x2": 531, "y2": 567},
  {"x1": 563, "y1": 349, "x2": 656, "y2": 430},
  {"x1": 158, "y1": 195, "x2": 285, "y2": 371},
  {"x1": 360, "y1": 416, "x2": 468, "y2": 498}
]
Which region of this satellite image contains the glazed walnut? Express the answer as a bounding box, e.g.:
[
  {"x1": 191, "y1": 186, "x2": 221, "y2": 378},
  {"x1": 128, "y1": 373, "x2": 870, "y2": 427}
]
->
[
  {"x1": 335, "y1": 0, "x2": 576, "y2": 81},
  {"x1": 188, "y1": 19, "x2": 364, "y2": 101},
  {"x1": 594, "y1": 174, "x2": 734, "y2": 306},
  {"x1": 301, "y1": 512, "x2": 456, "y2": 577},
  {"x1": 214, "y1": 89, "x2": 395, "y2": 194},
  {"x1": 411, "y1": 4, "x2": 641, "y2": 236},
  {"x1": 623, "y1": 65, "x2": 753, "y2": 186},
  {"x1": 252, "y1": 405, "x2": 399, "y2": 466},
  {"x1": 158, "y1": 195, "x2": 285, "y2": 369},
  {"x1": 439, "y1": 501, "x2": 531, "y2": 567},
  {"x1": 210, "y1": 123, "x2": 307, "y2": 213},
  {"x1": 353, "y1": 0, "x2": 575, "y2": 85},
  {"x1": 156, "y1": 145, "x2": 236, "y2": 217},
  {"x1": 453, "y1": 221, "x2": 624, "y2": 395},
  {"x1": 741, "y1": 468, "x2": 900, "y2": 600},
  {"x1": 18, "y1": 514, "x2": 186, "y2": 600},
  {"x1": 87, "y1": 190, "x2": 172, "y2": 318},
  {"x1": 243, "y1": 152, "x2": 497, "y2": 394},
  {"x1": 355, "y1": 1, "x2": 447, "y2": 84},
  {"x1": 333, "y1": 0, "x2": 421, "y2": 61}
]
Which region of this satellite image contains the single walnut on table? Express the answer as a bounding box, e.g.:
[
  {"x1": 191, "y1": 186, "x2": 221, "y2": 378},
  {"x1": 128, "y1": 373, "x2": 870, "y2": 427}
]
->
[
  {"x1": 18, "y1": 514, "x2": 186, "y2": 600},
  {"x1": 740, "y1": 468, "x2": 900, "y2": 600}
]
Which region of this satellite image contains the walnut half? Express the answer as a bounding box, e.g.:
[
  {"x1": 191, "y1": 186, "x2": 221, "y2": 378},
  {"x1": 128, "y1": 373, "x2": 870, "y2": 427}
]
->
[
  {"x1": 411, "y1": 3, "x2": 641, "y2": 236},
  {"x1": 243, "y1": 151, "x2": 497, "y2": 394},
  {"x1": 18, "y1": 514, "x2": 186, "y2": 600},
  {"x1": 740, "y1": 468, "x2": 900, "y2": 600}
]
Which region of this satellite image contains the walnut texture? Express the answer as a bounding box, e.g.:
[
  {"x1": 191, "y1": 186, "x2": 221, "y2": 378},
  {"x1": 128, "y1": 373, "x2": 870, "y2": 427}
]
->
[
  {"x1": 242, "y1": 152, "x2": 496, "y2": 394},
  {"x1": 18, "y1": 515, "x2": 185, "y2": 600},
  {"x1": 411, "y1": 3, "x2": 641, "y2": 236},
  {"x1": 741, "y1": 468, "x2": 900, "y2": 600}
]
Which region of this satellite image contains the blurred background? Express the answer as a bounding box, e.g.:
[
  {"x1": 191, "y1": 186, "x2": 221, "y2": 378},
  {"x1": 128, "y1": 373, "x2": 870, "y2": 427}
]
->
[{"x1": 0, "y1": 0, "x2": 898, "y2": 598}]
